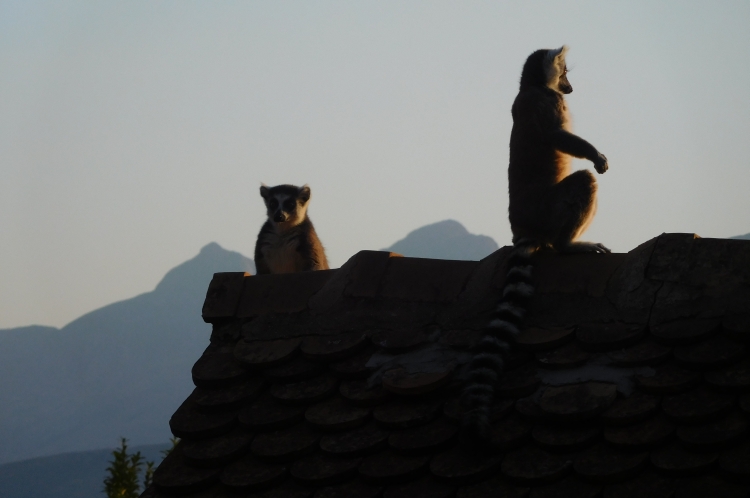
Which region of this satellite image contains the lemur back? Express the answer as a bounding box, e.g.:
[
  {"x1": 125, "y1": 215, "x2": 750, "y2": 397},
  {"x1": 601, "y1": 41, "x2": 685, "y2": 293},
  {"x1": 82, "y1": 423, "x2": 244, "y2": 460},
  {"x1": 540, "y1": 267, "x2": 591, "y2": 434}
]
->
[
  {"x1": 461, "y1": 46, "x2": 611, "y2": 443},
  {"x1": 254, "y1": 184, "x2": 329, "y2": 275}
]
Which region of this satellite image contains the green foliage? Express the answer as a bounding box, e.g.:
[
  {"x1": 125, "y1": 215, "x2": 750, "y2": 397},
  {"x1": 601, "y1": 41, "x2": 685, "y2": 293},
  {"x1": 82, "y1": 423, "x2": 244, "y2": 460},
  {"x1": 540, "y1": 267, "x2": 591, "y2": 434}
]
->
[
  {"x1": 103, "y1": 436, "x2": 180, "y2": 496},
  {"x1": 162, "y1": 436, "x2": 180, "y2": 459},
  {"x1": 103, "y1": 438, "x2": 145, "y2": 498},
  {"x1": 143, "y1": 461, "x2": 155, "y2": 489}
]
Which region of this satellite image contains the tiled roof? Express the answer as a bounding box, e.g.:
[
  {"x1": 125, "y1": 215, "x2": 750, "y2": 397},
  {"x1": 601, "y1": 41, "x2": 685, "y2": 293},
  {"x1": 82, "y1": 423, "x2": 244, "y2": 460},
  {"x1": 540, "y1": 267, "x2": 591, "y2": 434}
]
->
[{"x1": 141, "y1": 233, "x2": 750, "y2": 498}]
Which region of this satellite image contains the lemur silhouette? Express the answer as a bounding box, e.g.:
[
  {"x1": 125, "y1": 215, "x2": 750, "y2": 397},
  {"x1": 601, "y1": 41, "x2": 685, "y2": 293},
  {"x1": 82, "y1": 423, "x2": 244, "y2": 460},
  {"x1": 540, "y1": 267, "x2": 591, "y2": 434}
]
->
[
  {"x1": 254, "y1": 184, "x2": 329, "y2": 274},
  {"x1": 461, "y1": 46, "x2": 610, "y2": 442}
]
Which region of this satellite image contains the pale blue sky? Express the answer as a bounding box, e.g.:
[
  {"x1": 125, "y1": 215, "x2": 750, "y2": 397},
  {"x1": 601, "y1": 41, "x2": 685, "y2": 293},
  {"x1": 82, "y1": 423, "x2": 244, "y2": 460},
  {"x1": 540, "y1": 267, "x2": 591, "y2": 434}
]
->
[{"x1": 2, "y1": 1, "x2": 749, "y2": 328}]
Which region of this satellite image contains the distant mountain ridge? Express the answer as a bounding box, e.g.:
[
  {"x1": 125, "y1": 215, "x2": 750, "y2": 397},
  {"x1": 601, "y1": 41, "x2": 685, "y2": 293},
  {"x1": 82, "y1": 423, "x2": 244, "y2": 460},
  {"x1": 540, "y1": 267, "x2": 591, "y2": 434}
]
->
[
  {"x1": 731, "y1": 233, "x2": 750, "y2": 240},
  {"x1": 0, "y1": 443, "x2": 169, "y2": 498},
  {"x1": 0, "y1": 243, "x2": 254, "y2": 465},
  {"x1": 384, "y1": 219, "x2": 499, "y2": 260},
  {"x1": 0, "y1": 220, "x2": 492, "y2": 471}
]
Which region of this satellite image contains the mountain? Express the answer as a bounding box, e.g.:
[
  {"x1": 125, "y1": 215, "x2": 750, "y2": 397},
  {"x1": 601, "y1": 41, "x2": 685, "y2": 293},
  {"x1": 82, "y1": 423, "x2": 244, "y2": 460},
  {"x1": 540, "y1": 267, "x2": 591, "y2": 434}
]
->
[
  {"x1": 0, "y1": 243, "x2": 254, "y2": 464},
  {"x1": 731, "y1": 233, "x2": 750, "y2": 240},
  {"x1": 384, "y1": 219, "x2": 499, "y2": 260},
  {"x1": 0, "y1": 443, "x2": 169, "y2": 498}
]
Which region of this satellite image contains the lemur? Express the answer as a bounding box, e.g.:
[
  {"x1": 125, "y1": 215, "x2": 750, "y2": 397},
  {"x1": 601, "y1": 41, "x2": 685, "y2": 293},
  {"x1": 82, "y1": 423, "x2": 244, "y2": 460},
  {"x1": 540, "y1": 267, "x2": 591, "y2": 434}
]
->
[
  {"x1": 254, "y1": 184, "x2": 329, "y2": 274},
  {"x1": 461, "y1": 46, "x2": 611, "y2": 442}
]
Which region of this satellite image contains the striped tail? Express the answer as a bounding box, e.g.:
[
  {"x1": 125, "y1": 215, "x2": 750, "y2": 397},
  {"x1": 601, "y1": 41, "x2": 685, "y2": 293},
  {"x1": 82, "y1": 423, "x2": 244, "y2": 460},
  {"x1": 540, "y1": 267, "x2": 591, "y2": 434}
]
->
[{"x1": 460, "y1": 241, "x2": 537, "y2": 443}]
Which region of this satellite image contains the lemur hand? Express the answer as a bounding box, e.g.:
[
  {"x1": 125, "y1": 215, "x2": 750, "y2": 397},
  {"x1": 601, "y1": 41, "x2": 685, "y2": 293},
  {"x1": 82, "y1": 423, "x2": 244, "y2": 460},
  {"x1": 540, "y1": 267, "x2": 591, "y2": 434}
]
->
[{"x1": 593, "y1": 152, "x2": 608, "y2": 174}]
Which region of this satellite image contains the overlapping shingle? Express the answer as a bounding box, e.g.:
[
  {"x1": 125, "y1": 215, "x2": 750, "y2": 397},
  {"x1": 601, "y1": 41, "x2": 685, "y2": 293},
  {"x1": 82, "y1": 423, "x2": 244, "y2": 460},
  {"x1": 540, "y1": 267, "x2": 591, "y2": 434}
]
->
[{"x1": 143, "y1": 234, "x2": 750, "y2": 497}]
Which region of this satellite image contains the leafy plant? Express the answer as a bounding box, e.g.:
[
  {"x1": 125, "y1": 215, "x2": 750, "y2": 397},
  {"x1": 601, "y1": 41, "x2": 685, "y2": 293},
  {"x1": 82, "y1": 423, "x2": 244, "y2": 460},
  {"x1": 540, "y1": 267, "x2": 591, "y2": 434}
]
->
[
  {"x1": 103, "y1": 436, "x2": 180, "y2": 496},
  {"x1": 103, "y1": 438, "x2": 145, "y2": 498}
]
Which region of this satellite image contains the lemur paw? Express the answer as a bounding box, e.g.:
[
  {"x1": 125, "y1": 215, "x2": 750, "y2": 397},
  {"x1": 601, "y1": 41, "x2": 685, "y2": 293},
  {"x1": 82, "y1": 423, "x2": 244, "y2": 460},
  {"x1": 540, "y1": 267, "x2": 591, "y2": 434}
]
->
[
  {"x1": 593, "y1": 153, "x2": 609, "y2": 174},
  {"x1": 560, "y1": 241, "x2": 611, "y2": 254},
  {"x1": 591, "y1": 242, "x2": 611, "y2": 254}
]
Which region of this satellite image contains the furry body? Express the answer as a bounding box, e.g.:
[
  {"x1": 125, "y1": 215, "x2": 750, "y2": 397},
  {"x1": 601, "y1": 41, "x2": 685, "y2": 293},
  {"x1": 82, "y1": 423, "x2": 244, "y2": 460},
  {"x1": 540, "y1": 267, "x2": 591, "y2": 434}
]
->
[
  {"x1": 461, "y1": 46, "x2": 610, "y2": 443},
  {"x1": 254, "y1": 184, "x2": 329, "y2": 274},
  {"x1": 508, "y1": 46, "x2": 608, "y2": 251}
]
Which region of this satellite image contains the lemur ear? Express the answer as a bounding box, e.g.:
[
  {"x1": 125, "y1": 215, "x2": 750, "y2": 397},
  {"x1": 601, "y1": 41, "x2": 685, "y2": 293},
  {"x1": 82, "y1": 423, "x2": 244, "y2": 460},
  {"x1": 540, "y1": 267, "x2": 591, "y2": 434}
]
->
[
  {"x1": 550, "y1": 45, "x2": 568, "y2": 62},
  {"x1": 544, "y1": 45, "x2": 569, "y2": 85},
  {"x1": 299, "y1": 185, "x2": 311, "y2": 203},
  {"x1": 260, "y1": 184, "x2": 270, "y2": 199}
]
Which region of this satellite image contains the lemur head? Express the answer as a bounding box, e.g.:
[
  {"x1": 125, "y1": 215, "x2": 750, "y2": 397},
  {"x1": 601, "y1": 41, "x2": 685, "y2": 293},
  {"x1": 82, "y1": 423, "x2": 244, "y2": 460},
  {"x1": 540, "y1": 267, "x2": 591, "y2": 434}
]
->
[
  {"x1": 519, "y1": 45, "x2": 572, "y2": 95},
  {"x1": 259, "y1": 184, "x2": 311, "y2": 227}
]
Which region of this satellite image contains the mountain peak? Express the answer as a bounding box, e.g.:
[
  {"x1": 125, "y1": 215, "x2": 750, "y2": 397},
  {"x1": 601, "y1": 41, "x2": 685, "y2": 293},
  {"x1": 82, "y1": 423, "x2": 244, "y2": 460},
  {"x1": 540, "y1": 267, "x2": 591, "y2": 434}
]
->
[{"x1": 384, "y1": 220, "x2": 499, "y2": 261}]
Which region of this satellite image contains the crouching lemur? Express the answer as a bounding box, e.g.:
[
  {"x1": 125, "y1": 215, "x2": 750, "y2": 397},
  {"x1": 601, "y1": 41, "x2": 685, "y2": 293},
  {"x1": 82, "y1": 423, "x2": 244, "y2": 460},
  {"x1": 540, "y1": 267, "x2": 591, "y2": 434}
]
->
[
  {"x1": 254, "y1": 184, "x2": 329, "y2": 274},
  {"x1": 461, "y1": 46, "x2": 611, "y2": 442}
]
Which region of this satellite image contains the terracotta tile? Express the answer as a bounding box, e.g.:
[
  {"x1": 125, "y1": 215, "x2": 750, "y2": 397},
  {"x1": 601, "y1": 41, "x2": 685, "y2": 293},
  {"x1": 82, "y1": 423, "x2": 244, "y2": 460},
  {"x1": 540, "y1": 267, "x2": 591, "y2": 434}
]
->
[
  {"x1": 650, "y1": 443, "x2": 718, "y2": 476},
  {"x1": 263, "y1": 357, "x2": 325, "y2": 383},
  {"x1": 152, "y1": 446, "x2": 220, "y2": 494},
  {"x1": 608, "y1": 340, "x2": 672, "y2": 367},
  {"x1": 301, "y1": 331, "x2": 368, "y2": 362},
  {"x1": 602, "y1": 472, "x2": 673, "y2": 498},
  {"x1": 673, "y1": 474, "x2": 747, "y2": 498},
  {"x1": 340, "y1": 380, "x2": 390, "y2": 407},
  {"x1": 576, "y1": 323, "x2": 645, "y2": 352},
  {"x1": 234, "y1": 338, "x2": 301, "y2": 369},
  {"x1": 250, "y1": 423, "x2": 319, "y2": 463},
  {"x1": 673, "y1": 335, "x2": 745, "y2": 370},
  {"x1": 371, "y1": 328, "x2": 429, "y2": 351},
  {"x1": 501, "y1": 446, "x2": 571, "y2": 484},
  {"x1": 516, "y1": 327, "x2": 574, "y2": 351},
  {"x1": 379, "y1": 258, "x2": 477, "y2": 303},
  {"x1": 290, "y1": 451, "x2": 362, "y2": 486},
  {"x1": 650, "y1": 318, "x2": 720, "y2": 345},
  {"x1": 661, "y1": 387, "x2": 734, "y2": 423},
  {"x1": 537, "y1": 382, "x2": 617, "y2": 422},
  {"x1": 372, "y1": 400, "x2": 442, "y2": 429},
  {"x1": 387, "y1": 418, "x2": 458, "y2": 455},
  {"x1": 191, "y1": 352, "x2": 251, "y2": 389},
  {"x1": 319, "y1": 422, "x2": 389, "y2": 458},
  {"x1": 359, "y1": 450, "x2": 429, "y2": 485},
  {"x1": 315, "y1": 480, "x2": 382, "y2": 498},
  {"x1": 529, "y1": 476, "x2": 601, "y2": 498},
  {"x1": 457, "y1": 477, "x2": 528, "y2": 498},
  {"x1": 443, "y1": 397, "x2": 514, "y2": 425},
  {"x1": 719, "y1": 441, "x2": 750, "y2": 481},
  {"x1": 269, "y1": 374, "x2": 338, "y2": 405},
  {"x1": 219, "y1": 454, "x2": 287, "y2": 490},
  {"x1": 329, "y1": 347, "x2": 376, "y2": 380},
  {"x1": 202, "y1": 272, "x2": 249, "y2": 323},
  {"x1": 704, "y1": 359, "x2": 750, "y2": 392},
  {"x1": 238, "y1": 395, "x2": 305, "y2": 432},
  {"x1": 635, "y1": 363, "x2": 700, "y2": 395},
  {"x1": 338, "y1": 250, "x2": 400, "y2": 298},
  {"x1": 489, "y1": 413, "x2": 533, "y2": 451},
  {"x1": 603, "y1": 414, "x2": 674, "y2": 450},
  {"x1": 675, "y1": 410, "x2": 747, "y2": 451},
  {"x1": 383, "y1": 475, "x2": 456, "y2": 498},
  {"x1": 382, "y1": 368, "x2": 452, "y2": 396},
  {"x1": 601, "y1": 391, "x2": 660, "y2": 426},
  {"x1": 190, "y1": 377, "x2": 265, "y2": 412},
  {"x1": 532, "y1": 424, "x2": 599, "y2": 453},
  {"x1": 535, "y1": 342, "x2": 591, "y2": 370},
  {"x1": 305, "y1": 397, "x2": 371, "y2": 432},
  {"x1": 573, "y1": 445, "x2": 647, "y2": 484},
  {"x1": 430, "y1": 447, "x2": 503, "y2": 484},
  {"x1": 182, "y1": 427, "x2": 253, "y2": 468},
  {"x1": 169, "y1": 399, "x2": 237, "y2": 440},
  {"x1": 534, "y1": 252, "x2": 627, "y2": 297},
  {"x1": 236, "y1": 270, "x2": 335, "y2": 317}
]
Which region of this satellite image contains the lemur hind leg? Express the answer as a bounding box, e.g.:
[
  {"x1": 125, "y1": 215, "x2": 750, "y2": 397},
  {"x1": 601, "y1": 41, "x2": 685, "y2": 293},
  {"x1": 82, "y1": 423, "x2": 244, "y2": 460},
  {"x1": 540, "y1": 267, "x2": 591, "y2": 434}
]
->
[{"x1": 550, "y1": 170, "x2": 610, "y2": 254}]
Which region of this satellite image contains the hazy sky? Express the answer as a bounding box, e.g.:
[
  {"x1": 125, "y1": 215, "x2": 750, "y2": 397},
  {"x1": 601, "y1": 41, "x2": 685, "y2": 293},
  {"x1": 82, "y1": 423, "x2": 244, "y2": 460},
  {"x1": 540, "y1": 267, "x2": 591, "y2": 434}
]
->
[{"x1": 2, "y1": 1, "x2": 749, "y2": 329}]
